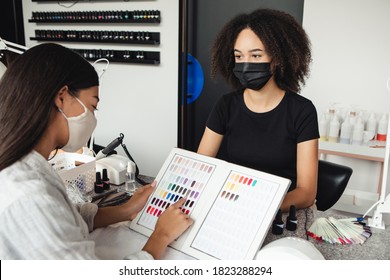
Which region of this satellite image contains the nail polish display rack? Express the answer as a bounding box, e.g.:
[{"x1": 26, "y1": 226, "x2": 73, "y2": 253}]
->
[
  {"x1": 72, "y1": 49, "x2": 160, "y2": 65},
  {"x1": 31, "y1": 30, "x2": 160, "y2": 45},
  {"x1": 28, "y1": 10, "x2": 161, "y2": 64},
  {"x1": 28, "y1": 10, "x2": 161, "y2": 23}
]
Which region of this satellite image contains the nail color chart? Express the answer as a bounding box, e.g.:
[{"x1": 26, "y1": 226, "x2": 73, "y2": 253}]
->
[
  {"x1": 137, "y1": 152, "x2": 215, "y2": 231},
  {"x1": 129, "y1": 148, "x2": 290, "y2": 260},
  {"x1": 190, "y1": 171, "x2": 281, "y2": 260}
]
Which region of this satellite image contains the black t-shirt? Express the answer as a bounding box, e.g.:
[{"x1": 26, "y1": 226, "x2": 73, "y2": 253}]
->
[{"x1": 206, "y1": 90, "x2": 319, "y2": 190}]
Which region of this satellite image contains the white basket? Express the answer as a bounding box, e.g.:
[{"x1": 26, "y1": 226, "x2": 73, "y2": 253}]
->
[{"x1": 49, "y1": 152, "x2": 96, "y2": 195}]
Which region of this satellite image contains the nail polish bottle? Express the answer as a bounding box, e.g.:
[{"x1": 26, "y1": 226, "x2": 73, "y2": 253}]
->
[
  {"x1": 286, "y1": 205, "x2": 298, "y2": 231},
  {"x1": 102, "y1": 169, "x2": 110, "y2": 190},
  {"x1": 94, "y1": 172, "x2": 104, "y2": 193},
  {"x1": 272, "y1": 209, "x2": 284, "y2": 235}
]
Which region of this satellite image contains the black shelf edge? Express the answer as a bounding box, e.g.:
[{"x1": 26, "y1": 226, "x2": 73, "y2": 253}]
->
[
  {"x1": 31, "y1": 30, "x2": 160, "y2": 45},
  {"x1": 28, "y1": 19, "x2": 161, "y2": 24},
  {"x1": 30, "y1": 37, "x2": 160, "y2": 45},
  {"x1": 72, "y1": 49, "x2": 160, "y2": 65},
  {"x1": 29, "y1": 10, "x2": 161, "y2": 24}
]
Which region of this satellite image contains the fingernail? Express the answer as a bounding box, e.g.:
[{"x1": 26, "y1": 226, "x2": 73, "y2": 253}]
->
[{"x1": 151, "y1": 180, "x2": 157, "y2": 188}]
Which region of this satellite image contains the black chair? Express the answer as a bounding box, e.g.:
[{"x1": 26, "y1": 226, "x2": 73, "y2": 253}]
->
[{"x1": 315, "y1": 160, "x2": 353, "y2": 211}]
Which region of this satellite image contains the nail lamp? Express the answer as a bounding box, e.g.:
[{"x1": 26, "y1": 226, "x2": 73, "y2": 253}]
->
[{"x1": 255, "y1": 237, "x2": 325, "y2": 260}]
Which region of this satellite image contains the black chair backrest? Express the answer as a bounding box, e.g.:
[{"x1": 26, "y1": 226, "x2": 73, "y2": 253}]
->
[{"x1": 316, "y1": 160, "x2": 353, "y2": 211}]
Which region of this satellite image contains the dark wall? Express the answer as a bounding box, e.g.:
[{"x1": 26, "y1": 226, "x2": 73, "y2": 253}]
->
[{"x1": 0, "y1": 0, "x2": 25, "y2": 44}]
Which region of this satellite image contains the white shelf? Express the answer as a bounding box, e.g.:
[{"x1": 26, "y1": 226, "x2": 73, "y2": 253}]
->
[
  {"x1": 332, "y1": 189, "x2": 379, "y2": 216},
  {"x1": 319, "y1": 141, "x2": 386, "y2": 215},
  {"x1": 332, "y1": 203, "x2": 373, "y2": 216},
  {"x1": 319, "y1": 141, "x2": 385, "y2": 162}
]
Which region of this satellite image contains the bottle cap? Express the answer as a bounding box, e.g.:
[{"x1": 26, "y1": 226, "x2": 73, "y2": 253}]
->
[
  {"x1": 288, "y1": 205, "x2": 296, "y2": 219},
  {"x1": 272, "y1": 209, "x2": 284, "y2": 235},
  {"x1": 102, "y1": 169, "x2": 110, "y2": 190},
  {"x1": 95, "y1": 171, "x2": 102, "y2": 183},
  {"x1": 127, "y1": 161, "x2": 136, "y2": 173},
  {"x1": 102, "y1": 168, "x2": 109, "y2": 180},
  {"x1": 94, "y1": 171, "x2": 104, "y2": 193},
  {"x1": 286, "y1": 205, "x2": 297, "y2": 231}
]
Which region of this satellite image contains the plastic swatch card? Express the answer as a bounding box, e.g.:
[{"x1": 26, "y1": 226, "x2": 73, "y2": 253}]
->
[{"x1": 129, "y1": 148, "x2": 291, "y2": 260}]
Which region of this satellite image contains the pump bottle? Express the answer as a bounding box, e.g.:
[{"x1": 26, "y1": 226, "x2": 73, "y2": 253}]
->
[
  {"x1": 319, "y1": 113, "x2": 329, "y2": 141},
  {"x1": 340, "y1": 117, "x2": 352, "y2": 144},
  {"x1": 366, "y1": 112, "x2": 377, "y2": 138},
  {"x1": 377, "y1": 113, "x2": 388, "y2": 142},
  {"x1": 328, "y1": 115, "x2": 340, "y2": 143},
  {"x1": 352, "y1": 117, "x2": 364, "y2": 145},
  {"x1": 116, "y1": 161, "x2": 137, "y2": 195},
  {"x1": 124, "y1": 161, "x2": 137, "y2": 195}
]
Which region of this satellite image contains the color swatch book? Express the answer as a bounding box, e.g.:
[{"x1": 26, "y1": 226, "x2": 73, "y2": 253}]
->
[{"x1": 129, "y1": 148, "x2": 291, "y2": 260}]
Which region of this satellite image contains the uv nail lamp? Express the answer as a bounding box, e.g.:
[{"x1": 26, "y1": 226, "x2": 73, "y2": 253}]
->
[
  {"x1": 96, "y1": 154, "x2": 133, "y2": 185},
  {"x1": 255, "y1": 237, "x2": 325, "y2": 260}
]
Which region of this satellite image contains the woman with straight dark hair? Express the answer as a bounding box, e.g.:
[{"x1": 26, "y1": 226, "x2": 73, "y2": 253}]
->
[
  {"x1": 0, "y1": 43, "x2": 192, "y2": 259},
  {"x1": 198, "y1": 9, "x2": 319, "y2": 212}
]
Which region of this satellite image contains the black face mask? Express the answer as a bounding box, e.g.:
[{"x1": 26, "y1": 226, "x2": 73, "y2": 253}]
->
[{"x1": 233, "y1": 62, "x2": 272, "y2": 90}]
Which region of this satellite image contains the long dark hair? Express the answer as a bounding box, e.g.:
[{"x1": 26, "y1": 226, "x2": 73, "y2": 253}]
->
[
  {"x1": 0, "y1": 50, "x2": 20, "y2": 67},
  {"x1": 211, "y1": 8, "x2": 312, "y2": 93},
  {"x1": 0, "y1": 43, "x2": 99, "y2": 170}
]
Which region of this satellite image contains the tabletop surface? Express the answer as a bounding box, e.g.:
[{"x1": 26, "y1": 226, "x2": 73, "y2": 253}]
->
[
  {"x1": 262, "y1": 208, "x2": 390, "y2": 260},
  {"x1": 90, "y1": 175, "x2": 390, "y2": 260}
]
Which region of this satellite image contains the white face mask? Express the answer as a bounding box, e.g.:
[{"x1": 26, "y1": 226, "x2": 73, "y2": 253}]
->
[{"x1": 59, "y1": 97, "x2": 97, "y2": 153}]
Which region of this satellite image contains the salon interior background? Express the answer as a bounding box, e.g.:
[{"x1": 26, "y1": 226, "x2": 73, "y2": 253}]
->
[{"x1": 1, "y1": 0, "x2": 390, "y2": 216}]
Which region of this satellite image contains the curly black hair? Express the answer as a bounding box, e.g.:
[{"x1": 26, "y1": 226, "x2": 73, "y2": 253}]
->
[{"x1": 211, "y1": 8, "x2": 311, "y2": 93}]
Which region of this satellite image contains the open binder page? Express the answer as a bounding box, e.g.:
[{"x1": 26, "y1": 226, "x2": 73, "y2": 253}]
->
[{"x1": 129, "y1": 147, "x2": 290, "y2": 260}]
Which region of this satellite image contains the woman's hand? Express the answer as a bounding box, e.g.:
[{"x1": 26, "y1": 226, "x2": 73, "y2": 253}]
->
[
  {"x1": 93, "y1": 181, "x2": 156, "y2": 229},
  {"x1": 142, "y1": 197, "x2": 193, "y2": 259},
  {"x1": 124, "y1": 181, "x2": 156, "y2": 220},
  {"x1": 153, "y1": 197, "x2": 194, "y2": 244}
]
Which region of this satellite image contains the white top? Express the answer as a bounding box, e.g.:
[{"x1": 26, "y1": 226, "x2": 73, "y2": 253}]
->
[{"x1": 0, "y1": 150, "x2": 152, "y2": 260}]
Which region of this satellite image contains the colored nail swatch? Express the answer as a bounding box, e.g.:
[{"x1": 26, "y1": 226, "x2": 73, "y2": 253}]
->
[
  {"x1": 191, "y1": 171, "x2": 280, "y2": 259},
  {"x1": 138, "y1": 154, "x2": 215, "y2": 230}
]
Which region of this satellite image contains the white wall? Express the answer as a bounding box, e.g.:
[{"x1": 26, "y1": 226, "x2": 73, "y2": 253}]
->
[
  {"x1": 303, "y1": 0, "x2": 390, "y2": 115},
  {"x1": 22, "y1": 0, "x2": 180, "y2": 177},
  {"x1": 302, "y1": 0, "x2": 390, "y2": 212}
]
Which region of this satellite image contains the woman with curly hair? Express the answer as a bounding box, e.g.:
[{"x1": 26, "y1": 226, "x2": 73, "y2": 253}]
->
[{"x1": 197, "y1": 9, "x2": 319, "y2": 212}]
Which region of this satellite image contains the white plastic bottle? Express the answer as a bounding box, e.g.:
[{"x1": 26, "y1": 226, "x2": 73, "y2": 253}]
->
[
  {"x1": 366, "y1": 112, "x2": 377, "y2": 137},
  {"x1": 377, "y1": 113, "x2": 388, "y2": 142},
  {"x1": 352, "y1": 117, "x2": 364, "y2": 145},
  {"x1": 319, "y1": 113, "x2": 329, "y2": 141},
  {"x1": 339, "y1": 117, "x2": 352, "y2": 144},
  {"x1": 327, "y1": 104, "x2": 337, "y2": 121},
  {"x1": 328, "y1": 115, "x2": 340, "y2": 143},
  {"x1": 348, "y1": 108, "x2": 357, "y2": 126}
]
